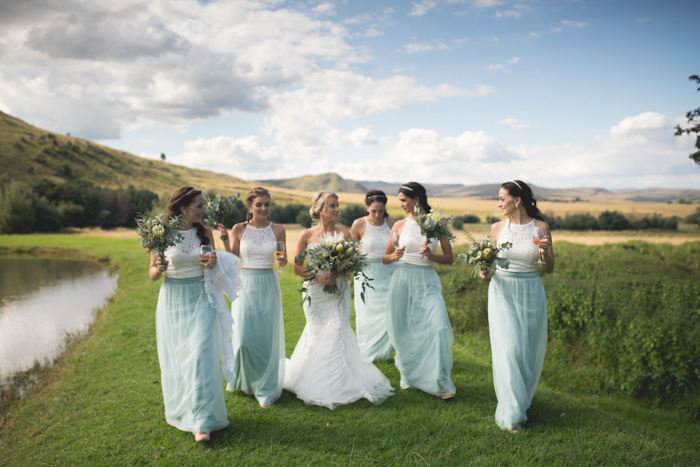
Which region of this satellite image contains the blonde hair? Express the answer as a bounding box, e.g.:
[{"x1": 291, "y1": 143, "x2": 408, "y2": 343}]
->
[
  {"x1": 309, "y1": 191, "x2": 338, "y2": 220},
  {"x1": 245, "y1": 187, "x2": 272, "y2": 222}
]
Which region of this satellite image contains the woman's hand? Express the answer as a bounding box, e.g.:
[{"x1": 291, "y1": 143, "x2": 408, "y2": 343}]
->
[
  {"x1": 156, "y1": 256, "x2": 169, "y2": 273},
  {"x1": 419, "y1": 244, "x2": 432, "y2": 259},
  {"x1": 217, "y1": 224, "x2": 229, "y2": 240},
  {"x1": 207, "y1": 251, "x2": 217, "y2": 268},
  {"x1": 316, "y1": 271, "x2": 337, "y2": 285},
  {"x1": 393, "y1": 246, "x2": 406, "y2": 262},
  {"x1": 277, "y1": 253, "x2": 288, "y2": 268},
  {"x1": 538, "y1": 236, "x2": 551, "y2": 254},
  {"x1": 479, "y1": 269, "x2": 490, "y2": 284}
]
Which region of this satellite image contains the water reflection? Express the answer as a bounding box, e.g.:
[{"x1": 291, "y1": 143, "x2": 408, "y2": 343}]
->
[{"x1": 0, "y1": 257, "x2": 118, "y2": 382}]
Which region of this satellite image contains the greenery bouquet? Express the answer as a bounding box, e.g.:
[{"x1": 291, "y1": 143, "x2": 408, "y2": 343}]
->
[
  {"x1": 135, "y1": 213, "x2": 183, "y2": 257},
  {"x1": 202, "y1": 193, "x2": 240, "y2": 227},
  {"x1": 300, "y1": 231, "x2": 373, "y2": 301},
  {"x1": 458, "y1": 233, "x2": 512, "y2": 276},
  {"x1": 413, "y1": 205, "x2": 456, "y2": 245}
]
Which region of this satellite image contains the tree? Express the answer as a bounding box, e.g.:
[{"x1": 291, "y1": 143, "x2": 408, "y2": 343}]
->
[
  {"x1": 674, "y1": 74, "x2": 700, "y2": 165},
  {"x1": 160, "y1": 152, "x2": 166, "y2": 161}
]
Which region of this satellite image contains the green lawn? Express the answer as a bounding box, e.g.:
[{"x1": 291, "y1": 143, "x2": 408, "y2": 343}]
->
[{"x1": 0, "y1": 235, "x2": 697, "y2": 465}]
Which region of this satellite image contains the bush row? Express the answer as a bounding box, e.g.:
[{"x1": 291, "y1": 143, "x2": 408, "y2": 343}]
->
[{"x1": 546, "y1": 210, "x2": 681, "y2": 231}]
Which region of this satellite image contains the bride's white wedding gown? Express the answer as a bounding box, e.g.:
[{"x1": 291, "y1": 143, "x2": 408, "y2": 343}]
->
[{"x1": 284, "y1": 272, "x2": 394, "y2": 409}]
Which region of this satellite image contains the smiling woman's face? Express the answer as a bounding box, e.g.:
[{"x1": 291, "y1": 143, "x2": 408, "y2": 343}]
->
[{"x1": 398, "y1": 192, "x2": 418, "y2": 214}]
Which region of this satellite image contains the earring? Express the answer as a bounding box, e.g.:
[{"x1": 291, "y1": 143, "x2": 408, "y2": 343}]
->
[
  {"x1": 515, "y1": 203, "x2": 519, "y2": 208},
  {"x1": 184, "y1": 211, "x2": 188, "y2": 216}
]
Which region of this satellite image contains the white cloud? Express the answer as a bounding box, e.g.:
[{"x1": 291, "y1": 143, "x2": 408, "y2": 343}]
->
[
  {"x1": 409, "y1": 1, "x2": 437, "y2": 16},
  {"x1": 499, "y1": 118, "x2": 528, "y2": 129},
  {"x1": 404, "y1": 42, "x2": 450, "y2": 54},
  {"x1": 508, "y1": 56, "x2": 521, "y2": 64},
  {"x1": 495, "y1": 9, "x2": 522, "y2": 18},
  {"x1": 561, "y1": 19, "x2": 587, "y2": 28}
]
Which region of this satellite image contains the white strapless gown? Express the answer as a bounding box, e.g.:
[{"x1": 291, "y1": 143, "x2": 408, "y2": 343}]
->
[{"x1": 283, "y1": 275, "x2": 394, "y2": 409}]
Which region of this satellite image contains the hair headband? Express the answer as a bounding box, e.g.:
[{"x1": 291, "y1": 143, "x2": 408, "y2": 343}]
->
[
  {"x1": 185, "y1": 188, "x2": 198, "y2": 196},
  {"x1": 510, "y1": 181, "x2": 522, "y2": 190},
  {"x1": 400, "y1": 185, "x2": 414, "y2": 192}
]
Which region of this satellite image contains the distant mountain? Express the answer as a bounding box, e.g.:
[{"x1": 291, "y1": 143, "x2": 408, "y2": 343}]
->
[
  {"x1": 259, "y1": 173, "x2": 367, "y2": 193},
  {"x1": 0, "y1": 111, "x2": 251, "y2": 196}
]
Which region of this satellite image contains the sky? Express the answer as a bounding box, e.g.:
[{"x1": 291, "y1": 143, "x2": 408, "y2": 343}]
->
[{"x1": 1, "y1": 0, "x2": 699, "y2": 189}]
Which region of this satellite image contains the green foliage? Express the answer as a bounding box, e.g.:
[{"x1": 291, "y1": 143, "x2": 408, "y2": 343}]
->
[
  {"x1": 674, "y1": 74, "x2": 700, "y2": 165},
  {"x1": 337, "y1": 203, "x2": 366, "y2": 227},
  {"x1": 268, "y1": 203, "x2": 308, "y2": 224},
  {"x1": 547, "y1": 210, "x2": 679, "y2": 231},
  {"x1": 296, "y1": 210, "x2": 312, "y2": 227},
  {"x1": 0, "y1": 179, "x2": 159, "y2": 233},
  {"x1": 442, "y1": 241, "x2": 700, "y2": 410},
  {"x1": 486, "y1": 215, "x2": 501, "y2": 224},
  {"x1": 685, "y1": 207, "x2": 700, "y2": 225},
  {"x1": 452, "y1": 214, "x2": 481, "y2": 230}
]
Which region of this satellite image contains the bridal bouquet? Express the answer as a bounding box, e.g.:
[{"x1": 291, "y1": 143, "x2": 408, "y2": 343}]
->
[
  {"x1": 300, "y1": 232, "x2": 373, "y2": 301},
  {"x1": 136, "y1": 213, "x2": 183, "y2": 257},
  {"x1": 413, "y1": 205, "x2": 456, "y2": 244},
  {"x1": 458, "y1": 234, "x2": 512, "y2": 277},
  {"x1": 202, "y1": 193, "x2": 240, "y2": 227}
]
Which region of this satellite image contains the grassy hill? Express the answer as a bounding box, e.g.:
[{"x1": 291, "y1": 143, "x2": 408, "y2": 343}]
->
[
  {"x1": 0, "y1": 111, "x2": 254, "y2": 198},
  {"x1": 260, "y1": 172, "x2": 367, "y2": 193}
]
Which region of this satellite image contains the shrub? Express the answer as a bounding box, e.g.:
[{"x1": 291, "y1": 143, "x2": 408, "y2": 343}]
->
[
  {"x1": 597, "y1": 210, "x2": 632, "y2": 230},
  {"x1": 338, "y1": 204, "x2": 366, "y2": 227},
  {"x1": 0, "y1": 181, "x2": 36, "y2": 234}
]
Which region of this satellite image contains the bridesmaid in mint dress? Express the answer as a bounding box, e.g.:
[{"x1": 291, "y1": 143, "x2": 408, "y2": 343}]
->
[
  {"x1": 350, "y1": 190, "x2": 395, "y2": 361},
  {"x1": 149, "y1": 187, "x2": 228, "y2": 443},
  {"x1": 481, "y1": 180, "x2": 554, "y2": 433},
  {"x1": 224, "y1": 187, "x2": 287, "y2": 407},
  {"x1": 382, "y1": 182, "x2": 456, "y2": 401}
]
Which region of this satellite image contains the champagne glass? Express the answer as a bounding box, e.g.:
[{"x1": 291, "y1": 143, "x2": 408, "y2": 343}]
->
[
  {"x1": 392, "y1": 232, "x2": 400, "y2": 248},
  {"x1": 273, "y1": 241, "x2": 286, "y2": 274},
  {"x1": 199, "y1": 245, "x2": 213, "y2": 266},
  {"x1": 531, "y1": 227, "x2": 547, "y2": 264}
]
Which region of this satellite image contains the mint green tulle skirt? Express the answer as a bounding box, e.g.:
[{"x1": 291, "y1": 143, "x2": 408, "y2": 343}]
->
[
  {"x1": 156, "y1": 276, "x2": 228, "y2": 433},
  {"x1": 353, "y1": 259, "x2": 395, "y2": 361},
  {"x1": 227, "y1": 269, "x2": 285, "y2": 407},
  {"x1": 386, "y1": 263, "x2": 455, "y2": 396},
  {"x1": 488, "y1": 270, "x2": 547, "y2": 430}
]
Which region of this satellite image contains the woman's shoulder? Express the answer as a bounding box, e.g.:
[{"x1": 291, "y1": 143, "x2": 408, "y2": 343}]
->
[
  {"x1": 232, "y1": 222, "x2": 247, "y2": 234},
  {"x1": 533, "y1": 219, "x2": 550, "y2": 229},
  {"x1": 270, "y1": 222, "x2": 286, "y2": 234}
]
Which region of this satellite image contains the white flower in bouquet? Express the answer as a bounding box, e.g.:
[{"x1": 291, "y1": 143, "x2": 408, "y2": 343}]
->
[
  {"x1": 136, "y1": 213, "x2": 183, "y2": 257},
  {"x1": 458, "y1": 233, "x2": 512, "y2": 276},
  {"x1": 298, "y1": 231, "x2": 373, "y2": 301},
  {"x1": 202, "y1": 193, "x2": 241, "y2": 227},
  {"x1": 413, "y1": 205, "x2": 456, "y2": 245}
]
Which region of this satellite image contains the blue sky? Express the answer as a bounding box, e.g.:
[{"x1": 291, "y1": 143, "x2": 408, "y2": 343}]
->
[{"x1": 1, "y1": 0, "x2": 698, "y2": 189}]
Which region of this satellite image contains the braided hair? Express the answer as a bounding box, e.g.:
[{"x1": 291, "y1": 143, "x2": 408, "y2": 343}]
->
[
  {"x1": 398, "y1": 181, "x2": 431, "y2": 213},
  {"x1": 165, "y1": 186, "x2": 210, "y2": 246},
  {"x1": 501, "y1": 180, "x2": 544, "y2": 221}
]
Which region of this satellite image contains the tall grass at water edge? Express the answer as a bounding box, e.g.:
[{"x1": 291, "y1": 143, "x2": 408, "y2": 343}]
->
[{"x1": 0, "y1": 235, "x2": 697, "y2": 465}]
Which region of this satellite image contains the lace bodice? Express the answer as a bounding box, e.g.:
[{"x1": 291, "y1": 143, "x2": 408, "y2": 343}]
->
[
  {"x1": 359, "y1": 218, "x2": 390, "y2": 259},
  {"x1": 240, "y1": 223, "x2": 277, "y2": 269},
  {"x1": 399, "y1": 218, "x2": 437, "y2": 267},
  {"x1": 496, "y1": 219, "x2": 539, "y2": 273},
  {"x1": 164, "y1": 228, "x2": 205, "y2": 279}
]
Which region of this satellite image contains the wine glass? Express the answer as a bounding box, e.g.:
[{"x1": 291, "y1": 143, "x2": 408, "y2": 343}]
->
[
  {"x1": 531, "y1": 227, "x2": 547, "y2": 264},
  {"x1": 392, "y1": 232, "x2": 400, "y2": 248},
  {"x1": 199, "y1": 245, "x2": 213, "y2": 266},
  {"x1": 273, "y1": 241, "x2": 286, "y2": 274}
]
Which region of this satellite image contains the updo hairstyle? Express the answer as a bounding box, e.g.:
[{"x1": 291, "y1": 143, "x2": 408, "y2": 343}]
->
[
  {"x1": 309, "y1": 191, "x2": 338, "y2": 220},
  {"x1": 245, "y1": 187, "x2": 272, "y2": 222},
  {"x1": 398, "y1": 181, "x2": 431, "y2": 213},
  {"x1": 364, "y1": 190, "x2": 388, "y2": 217}
]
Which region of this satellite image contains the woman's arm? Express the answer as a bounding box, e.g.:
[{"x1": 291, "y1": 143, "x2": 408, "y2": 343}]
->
[
  {"x1": 421, "y1": 238, "x2": 453, "y2": 264},
  {"x1": 349, "y1": 218, "x2": 365, "y2": 242},
  {"x1": 149, "y1": 252, "x2": 167, "y2": 281},
  {"x1": 536, "y1": 220, "x2": 555, "y2": 274},
  {"x1": 217, "y1": 224, "x2": 231, "y2": 252},
  {"x1": 230, "y1": 223, "x2": 245, "y2": 257}
]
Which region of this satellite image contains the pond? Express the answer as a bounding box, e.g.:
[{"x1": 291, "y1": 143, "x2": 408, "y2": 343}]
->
[{"x1": 0, "y1": 256, "x2": 119, "y2": 384}]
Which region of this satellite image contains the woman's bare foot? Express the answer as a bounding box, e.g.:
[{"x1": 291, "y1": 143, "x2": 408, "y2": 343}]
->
[
  {"x1": 509, "y1": 425, "x2": 522, "y2": 434},
  {"x1": 440, "y1": 393, "x2": 455, "y2": 402},
  {"x1": 194, "y1": 431, "x2": 210, "y2": 442}
]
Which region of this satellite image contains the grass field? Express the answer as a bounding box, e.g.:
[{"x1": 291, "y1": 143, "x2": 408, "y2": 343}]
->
[{"x1": 0, "y1": 235, "x2": 698, "y2": 465}]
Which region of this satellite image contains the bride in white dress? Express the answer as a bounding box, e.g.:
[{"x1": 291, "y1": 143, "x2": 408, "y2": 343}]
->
[{"x1": 284, "y1": 191, "x2": 394, "y2": 409}]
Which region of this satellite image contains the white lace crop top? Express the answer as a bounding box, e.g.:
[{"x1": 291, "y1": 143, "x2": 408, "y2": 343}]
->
[
  {"x1": 163, "y1": 228, "x2": 205, "y2": 279},
  {"x1": 496, "y1": 219, "x2": 539, "y2": 273},
  {"x1": 359, "y1": 218, "x2": 390, "y2": 259},
  {"x1": 240, "y1": 223, "x2": 276, "y2": 269},
  {"x1": 399, "y1": 218, "x2": 437, "y2": 267}
]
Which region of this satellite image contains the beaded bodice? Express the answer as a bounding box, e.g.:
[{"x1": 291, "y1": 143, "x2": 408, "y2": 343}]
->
[
  {"x1": 240, "y1": 223, "x2": 276, "y2": 269},
  {"x1": 164, "y1": 228, "x2": 205, "y2": 279},
  {"x1": 399, "y1": 218, "x2": 436, "y2": 267},
  {"x1": 359, "y1": 218, "x2": 390, "y2": 258},
  {"x1": 496, "y1": 219, "x2": 538, "y2": 273}
]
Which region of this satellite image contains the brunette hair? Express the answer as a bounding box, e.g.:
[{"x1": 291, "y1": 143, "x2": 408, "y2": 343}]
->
[
  {"x1": 309, "y1": 191, "x2": 338, "y2": 220},
  {"x1": 165, "y1": 186, "x2": 209, "y2": 246},
  {"x1": 501, "y1": 180, "x2": 544, "y2": 221},
  {"x1": 364, "y1": 190, "x2": 388, "y2": 217},
  {"x1": 398, "y1": 182, "x2": 431, "y2": 213},
  {"x1": 245, "y1": 187, "x2": 271, "y2": 223}
]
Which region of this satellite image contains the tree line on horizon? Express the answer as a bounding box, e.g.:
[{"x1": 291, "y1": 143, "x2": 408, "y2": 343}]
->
[{"x1": 0, "y1": 178, "x2": 698, "y2": 234}]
